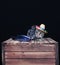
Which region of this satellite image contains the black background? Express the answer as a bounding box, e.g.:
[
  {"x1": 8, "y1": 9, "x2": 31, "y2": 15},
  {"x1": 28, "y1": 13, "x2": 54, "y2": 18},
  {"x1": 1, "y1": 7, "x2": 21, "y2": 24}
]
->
[
  {"x1": 0, "y1": 9, "x2": 60, "y2": 63},
  {"x1": 0, "y1": 10, "x2": 60, "y2": 43}
]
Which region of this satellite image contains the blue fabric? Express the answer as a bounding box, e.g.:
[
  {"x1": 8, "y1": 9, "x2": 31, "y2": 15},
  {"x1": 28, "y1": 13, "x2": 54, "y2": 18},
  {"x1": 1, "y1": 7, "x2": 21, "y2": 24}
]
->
[{"x1": 14, "y1": 35, "x2": 31, "y2": 42}]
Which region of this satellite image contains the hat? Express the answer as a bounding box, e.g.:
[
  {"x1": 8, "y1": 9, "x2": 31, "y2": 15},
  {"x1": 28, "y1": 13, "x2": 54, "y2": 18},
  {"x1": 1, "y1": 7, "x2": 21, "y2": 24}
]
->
[{"x1": 36, "y1": 24, "x2": 47, "y2": 33}]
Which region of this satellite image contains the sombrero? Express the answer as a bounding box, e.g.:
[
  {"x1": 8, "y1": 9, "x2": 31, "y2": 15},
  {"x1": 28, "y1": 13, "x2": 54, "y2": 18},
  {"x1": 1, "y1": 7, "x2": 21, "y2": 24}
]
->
[{"x1": 36, "y1": 24, "x2": 47, "y2": 33}]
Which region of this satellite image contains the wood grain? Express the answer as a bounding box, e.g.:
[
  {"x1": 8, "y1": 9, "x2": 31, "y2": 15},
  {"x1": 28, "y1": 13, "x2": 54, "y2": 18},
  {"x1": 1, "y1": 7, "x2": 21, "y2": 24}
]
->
[
  {"x1": 5, "y1": 52, "x2": 55, "y2": 58},
  {"x1": 6, "y1": 63, "x2": 55, "y2": 65},
  {"x1": 2, "y1": 38, "x2": 57, "y2": 65},
  {"x1": 3, "y1": 38, "x2": 57, "y2": 45},
  {"x1": 4, "y1": 44, "x2": 55, "y2": 52},
  {"x1": 46, "y1": 38, "x2": 58, "y2": 44},
  {"x1": 5, "y1": 58, "x2": 55, "y2": 65}
]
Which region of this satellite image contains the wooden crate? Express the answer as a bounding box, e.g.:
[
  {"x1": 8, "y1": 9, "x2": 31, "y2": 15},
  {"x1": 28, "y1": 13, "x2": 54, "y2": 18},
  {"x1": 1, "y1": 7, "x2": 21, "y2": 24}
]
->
[{"x1": 2, "y1": 38, "x2": 58, "y2": 65}]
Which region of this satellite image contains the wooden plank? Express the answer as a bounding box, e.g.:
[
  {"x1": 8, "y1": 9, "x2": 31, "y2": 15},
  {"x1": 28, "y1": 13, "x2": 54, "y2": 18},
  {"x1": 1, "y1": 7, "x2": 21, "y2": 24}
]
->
[
  {"x1": 2, "y1": 44, "x2": 5, "y2": 65},
  {"x1": 3, "y1": 38, "x2": 57, "y2": 46},
  {"x1": 6, "y1": 63, "x2": 55, "y2": 65},
  {"x1": 5, "y1": 52, "x2": 55, "y2": 58},
  {"x1": 38, "y1": 38, "x2": 49, "y2": 44},
  {"x1": 5, "y1": 58, "x2": 55, "y2": 65},
  {"x1": 46, "y1": 38, "x2": 58, "y2": 44},
  {"x1": 4, "y1": 44, "x2": 55, "y2": 52},
  {"x1": 2, "y1": 38, "x2": 57, "y2": 65},
  {"x1": 55, "y1": 42, "x2": 59, "y2": 65}
]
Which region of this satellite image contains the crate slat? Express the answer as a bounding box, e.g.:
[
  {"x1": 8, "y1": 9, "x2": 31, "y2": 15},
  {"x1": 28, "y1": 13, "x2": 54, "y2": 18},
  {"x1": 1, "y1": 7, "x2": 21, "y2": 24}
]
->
[
  {"x1": 46, "y1": 38, "x2": 58, "y2": 43},
  {"x1": 6, "y1": 63, "x2": 55, "y2": 65},
  {"x1": 5, "y1": 52, "x2": 55, "y2": 58},
  {"x1": 5, "y1": 58, "x2": 55, "y2": 65},
  {"x1": 3, "y1": 38, "x2": 57, "y2": 45},
  {"x1": 2, "y1": 38, "x2": 57, "y2": 65},
  {"x1": 4, "y1": 44, "x2": 55, "y2": 52}
]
